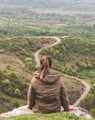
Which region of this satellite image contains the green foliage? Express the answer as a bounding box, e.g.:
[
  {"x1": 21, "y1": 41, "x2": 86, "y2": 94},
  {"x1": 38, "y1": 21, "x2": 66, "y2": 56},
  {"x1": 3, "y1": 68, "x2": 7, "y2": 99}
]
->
[
  {"x1": 64, "y1": 65, "x2": 77, "y2": 76},
  {"x1": 9, "y1": 72, "x2": 17, "y2": 81},
  {"x1": 80, "y1": 85, "x2": 95, "y2": 118},
  {"x1": 1, "y1": 79, "x2": 11, "y2": 94},
  {"x1": 24, "y1": 57, "x2": 33, "y2": 70},
  {"x1": 80, "y1": 94, "x2": 94, "y2": 110},
  {"x1": 42, "y1": 37, "x2": 95, "y2": 118},
  {"x1": 0, "y1": 5, "x2": 95, "y2": 117},
  {"x1": 0, "y1": 36, "x2": 57, "y2": 113},
  {"x1": 25, "y1": 57, "x2": 32, "y2": 63},
  {"x1": 13, "y1": 101, "x2": 20, "y2": 108},
  {"x1": 0, "y1": 6, "x2": 95, "y2": 38},
  {"x1": 79, "y1": 61, "x2": 88, "y2": 69},
  {"x1": 88, "y1": 71, "x2": 95, "y2": 78},
  {"x1": 42, "y1": 38, "x2": 95, "y2": 80},
  {"x1": 6, "y1": 64, "x2": 11, "y2": 69},
  {"x1": 14, "y1": 88, "x2": 22, "y2": 97},
  {"x1": 1, "y1": 79, "x2": 10, "y2": 85}
]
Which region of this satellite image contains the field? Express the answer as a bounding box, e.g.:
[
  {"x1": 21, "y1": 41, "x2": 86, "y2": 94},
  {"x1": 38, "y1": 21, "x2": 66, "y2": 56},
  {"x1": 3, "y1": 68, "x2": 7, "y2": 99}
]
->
[{"x1": 0, "y1": 7, "x2": 95, "y2": 38}]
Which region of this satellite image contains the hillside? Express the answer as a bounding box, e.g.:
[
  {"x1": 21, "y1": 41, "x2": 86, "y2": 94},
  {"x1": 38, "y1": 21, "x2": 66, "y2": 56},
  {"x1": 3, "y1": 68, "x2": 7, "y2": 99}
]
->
[
  {"x1": 0, "y1": 0, "x2": 95, "y2": 118},
  {"x1": 0, "y1": 36, "x2": 55, "y2": 113},
  {"x1": 41, "y1": 37, "x2": 95, "y2": 117},
  {"x1": 0, "y1": 36, "x2": 85, "y2": 114}
]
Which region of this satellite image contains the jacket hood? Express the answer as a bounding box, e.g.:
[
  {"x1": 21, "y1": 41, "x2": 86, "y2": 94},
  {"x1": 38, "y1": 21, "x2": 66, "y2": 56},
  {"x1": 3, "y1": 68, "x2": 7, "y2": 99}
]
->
[{"x1": 34, "y1": 69, "x2": 61, "y2": 83}]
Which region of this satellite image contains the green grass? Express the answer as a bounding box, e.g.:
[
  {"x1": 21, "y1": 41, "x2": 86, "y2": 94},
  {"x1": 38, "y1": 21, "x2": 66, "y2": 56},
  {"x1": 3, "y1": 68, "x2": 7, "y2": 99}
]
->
[{"x1": 7, "y1": 112, "x2": 93, "y2": 120}]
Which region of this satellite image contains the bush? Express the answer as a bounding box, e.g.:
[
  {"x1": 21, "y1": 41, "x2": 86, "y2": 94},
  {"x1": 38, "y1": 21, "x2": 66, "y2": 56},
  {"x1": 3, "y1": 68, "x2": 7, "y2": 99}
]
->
[
  {"x1": 1, "y1": 79, "x2": 10, "y2": 85},
  {"x1": 5, "y1": 87, "x2": 14, "y2": 96},
  {"x1": 80, "y1": 93, "x2": 95, "y2": 110},
  {"x1": 13, "y1": 101, "x2": 20, "y2": 108},
  {"x1": 14, "y1": 88, "x2": 22, "y2": 97},
  {"x1": 88, "y1": 71, "x2": 95, "y2": 77},
  {"x1": 1, "y1": 79, "x2": 11, "y2": 92},
  {"x1": 24, "y1": 57, "x2": 36, "y2": 70},
  {"x1": 79, "y1": 61, "x2": 87, "y2": 69},
  {"x1": 9, "y1": 72, "x2": 17, "y2": 81},
  {"x1": 6, "y1": 64, "x2": 11, "y2": 69}
]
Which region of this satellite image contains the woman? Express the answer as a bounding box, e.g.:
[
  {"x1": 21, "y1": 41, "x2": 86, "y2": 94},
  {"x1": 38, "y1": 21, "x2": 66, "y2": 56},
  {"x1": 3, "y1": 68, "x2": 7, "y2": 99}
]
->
[{"x1": 27, "y1": 55, "x2": 69, "y2": 113}]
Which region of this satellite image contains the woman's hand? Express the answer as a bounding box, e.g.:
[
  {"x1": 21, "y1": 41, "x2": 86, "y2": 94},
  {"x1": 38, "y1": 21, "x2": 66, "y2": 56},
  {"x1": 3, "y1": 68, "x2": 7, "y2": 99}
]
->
[{"x1": 69, "y1": 105, "x2": 76, "y2": 111}]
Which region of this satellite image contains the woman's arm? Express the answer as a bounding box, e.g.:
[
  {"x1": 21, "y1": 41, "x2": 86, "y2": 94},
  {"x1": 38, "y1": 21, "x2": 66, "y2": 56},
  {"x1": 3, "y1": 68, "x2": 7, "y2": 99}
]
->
[
  {"x1": 60, "y1": 78, "x2": 69, "y2": 111},
  {"x1": 27, "y1": 79, "x2": 35, "y2": 109}
]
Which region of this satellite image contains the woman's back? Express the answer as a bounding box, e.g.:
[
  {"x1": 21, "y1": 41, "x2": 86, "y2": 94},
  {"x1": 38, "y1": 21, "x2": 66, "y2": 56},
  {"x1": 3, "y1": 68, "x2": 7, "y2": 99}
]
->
[
  {"x1": 31, "y1": 69, "x2": 62, "y2": 113},
  {"x1": 27, "y1": 56, "x2": 69, "y2": 113}
]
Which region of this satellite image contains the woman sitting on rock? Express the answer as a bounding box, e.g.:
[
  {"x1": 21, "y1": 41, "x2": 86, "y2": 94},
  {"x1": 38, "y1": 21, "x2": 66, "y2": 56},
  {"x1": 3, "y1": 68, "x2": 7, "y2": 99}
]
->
[{"x1": 27, "y1": 55, "x2": 69, "y2": 113}]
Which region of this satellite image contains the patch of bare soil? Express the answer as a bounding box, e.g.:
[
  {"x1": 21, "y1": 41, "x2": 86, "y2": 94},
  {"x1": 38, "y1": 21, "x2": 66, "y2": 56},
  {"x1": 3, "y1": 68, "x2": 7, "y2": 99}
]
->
[
  {"x1": 85, "y1": 19, "x2": 95, "y2": 25},
  {"x1": 54, "y1": 23, "x2": 68, "y2": 27},
  {"x1": 0, "y1": 54, "x2": 25, "y2": 76}
]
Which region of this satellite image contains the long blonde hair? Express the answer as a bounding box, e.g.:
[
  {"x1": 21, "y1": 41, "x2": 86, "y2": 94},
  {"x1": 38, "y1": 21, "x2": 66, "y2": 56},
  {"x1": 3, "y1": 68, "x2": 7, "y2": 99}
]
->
[{"x1": 39, "y1": 55, "x2": 52, "y2": 79}]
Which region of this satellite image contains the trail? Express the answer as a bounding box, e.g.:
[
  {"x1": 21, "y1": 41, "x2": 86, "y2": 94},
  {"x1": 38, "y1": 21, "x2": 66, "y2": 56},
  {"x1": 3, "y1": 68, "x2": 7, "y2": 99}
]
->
[
  {"x1": 34, "y1": 36, "x2": 90, "y2": 107},
  {"x1": 34, "y1": 36, "x2": 65, "y2": 65},
  {"x1": 0, "y1": 36, "x2": 91, "y2": 119},
  {"x1": 63, "y1": 74, "x2": 90, "y2": 106}
]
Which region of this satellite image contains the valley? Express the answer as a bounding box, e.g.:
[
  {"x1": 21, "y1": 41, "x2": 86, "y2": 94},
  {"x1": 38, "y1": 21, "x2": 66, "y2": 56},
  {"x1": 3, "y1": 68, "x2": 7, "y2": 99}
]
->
[{"x1": 0, "y1": 0, "x2": 95, "y2": 119}]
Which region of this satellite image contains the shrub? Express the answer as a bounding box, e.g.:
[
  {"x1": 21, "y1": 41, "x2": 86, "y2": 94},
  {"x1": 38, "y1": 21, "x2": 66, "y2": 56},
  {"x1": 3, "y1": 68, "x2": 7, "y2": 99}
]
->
[
  {"x1": 5, "y1": 87, "x2": 14, "y2": 96},
  {"x1": 13, "y1": 101, "x2": 20, "y2": 108},
  {"x1": 24, "y1": 57, "x2": 32, "y2": 65},
  {"x1": 6, "y1": 64, "x2": 11, "y2": 69},
  {"x1": 1, "y1": 79, "x2": 10, "y2": 85},
  {"x1": 79, "y1": 61, "x2": 87, "y2": 69},
  {"x1": 88, "y1": 71, "x2": 94, "y2": 77},
  {"x1": 1, "y1": 79, "x2": 11, "y2": 92},
  {"x1": 9, "y1": 72, "x2": 17, "y2": 81},
  {"x1": 14, "y1": 88, "x2": 22, "y2": 97}
]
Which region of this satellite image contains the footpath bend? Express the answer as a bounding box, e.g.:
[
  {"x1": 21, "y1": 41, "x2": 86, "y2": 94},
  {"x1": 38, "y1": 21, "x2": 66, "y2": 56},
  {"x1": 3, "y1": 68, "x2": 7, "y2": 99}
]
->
[
  {"x1": 0, "y1": 36, "x2": 91, "y2": 119},
  {"x1": 34, "y1": 36, "x2": 90, "y2": 106}
]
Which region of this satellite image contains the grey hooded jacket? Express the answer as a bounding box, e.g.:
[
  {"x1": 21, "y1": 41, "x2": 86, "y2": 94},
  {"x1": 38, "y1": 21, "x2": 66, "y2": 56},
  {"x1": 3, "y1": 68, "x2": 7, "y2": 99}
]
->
[{"x1": 27, "y1": 69, "x2": 69, "y2": 113}]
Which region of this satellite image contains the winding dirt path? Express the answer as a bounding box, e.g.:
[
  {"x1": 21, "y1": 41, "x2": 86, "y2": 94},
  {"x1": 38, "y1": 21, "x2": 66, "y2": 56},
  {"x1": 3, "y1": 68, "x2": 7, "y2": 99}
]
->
[
  {"x1": 34, "y1": 36, "x2": 91, "y2": 107},
  {"x1": 34, "y1": 36, "x2": 65, "y2": 65},
  {"x1": 0, "y1": 36, "x2": 91, "y2": 119}
]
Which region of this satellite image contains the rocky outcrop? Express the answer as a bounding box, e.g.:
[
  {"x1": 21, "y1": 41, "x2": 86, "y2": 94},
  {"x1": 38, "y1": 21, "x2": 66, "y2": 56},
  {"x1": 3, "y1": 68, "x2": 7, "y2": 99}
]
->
[{"x1": 0, "y1": 105, "x2": 92, "y2": 119}]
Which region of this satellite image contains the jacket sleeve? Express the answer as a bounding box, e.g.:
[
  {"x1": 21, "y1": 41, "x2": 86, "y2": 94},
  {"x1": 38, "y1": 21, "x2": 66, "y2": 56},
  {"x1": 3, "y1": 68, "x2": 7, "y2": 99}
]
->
[
  {"x1": 60, "y1": 78, "x2": 69, "y2": 111},
  {"x1": 27, "y1": 78, "x2": 36, "y2": 109}
]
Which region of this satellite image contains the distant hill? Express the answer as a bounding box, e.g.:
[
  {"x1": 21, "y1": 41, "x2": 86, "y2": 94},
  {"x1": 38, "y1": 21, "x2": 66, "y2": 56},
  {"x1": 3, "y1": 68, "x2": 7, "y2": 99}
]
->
[{"x1": 0, "y1": 0, "x2": 95, "y2": 11}]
